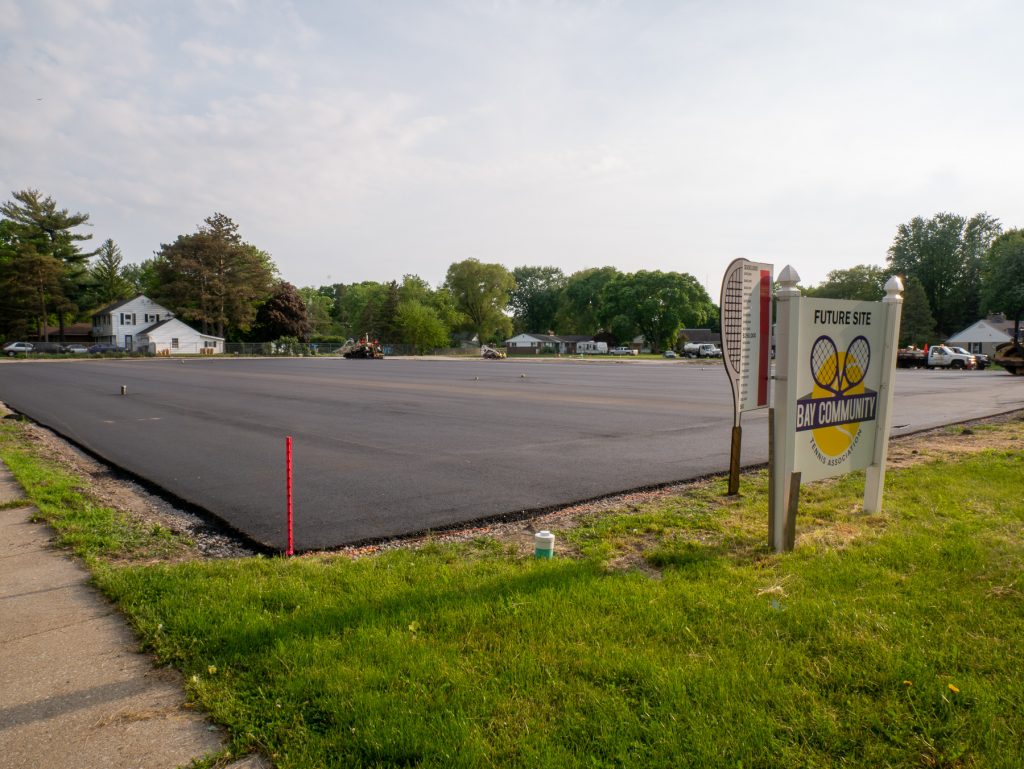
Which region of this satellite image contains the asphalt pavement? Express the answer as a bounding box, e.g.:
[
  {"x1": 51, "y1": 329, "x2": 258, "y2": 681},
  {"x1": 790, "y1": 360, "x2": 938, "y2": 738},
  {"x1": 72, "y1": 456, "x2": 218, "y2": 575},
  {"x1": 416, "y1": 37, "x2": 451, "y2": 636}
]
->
[{"x1": 1, "y1": 357, "x2": 1021, "y2": 550}]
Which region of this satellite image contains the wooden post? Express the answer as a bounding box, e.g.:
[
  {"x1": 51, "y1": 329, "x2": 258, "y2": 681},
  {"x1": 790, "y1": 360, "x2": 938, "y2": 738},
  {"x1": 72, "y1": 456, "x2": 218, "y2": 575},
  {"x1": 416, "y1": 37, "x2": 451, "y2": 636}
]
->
[
  {"x1": 784, "y1": 471, "x2": 801, "y2": 552},
  {"x1": 728, "y1": 423, "x2": 742, "y2": 495},
  {"x1": 767, "y1": 409, "x2": 775, "y2": 548}
]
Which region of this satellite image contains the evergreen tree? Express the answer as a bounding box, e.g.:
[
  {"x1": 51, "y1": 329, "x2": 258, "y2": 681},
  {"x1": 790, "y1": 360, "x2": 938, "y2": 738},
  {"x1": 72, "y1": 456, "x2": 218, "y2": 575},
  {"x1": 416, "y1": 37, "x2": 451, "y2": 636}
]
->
[
  {"x1": 899, "y1": 277, "x2": 937, "y2": 347},
  {"x1": 154, "y1": 213, "x2": 276, "y2": 338},
  {"x1": 90, "y1": 239, "x2": 131, "y2": 304},
  {"x1": 0, "y1": 189, "x2": 94, "y2": 340}
]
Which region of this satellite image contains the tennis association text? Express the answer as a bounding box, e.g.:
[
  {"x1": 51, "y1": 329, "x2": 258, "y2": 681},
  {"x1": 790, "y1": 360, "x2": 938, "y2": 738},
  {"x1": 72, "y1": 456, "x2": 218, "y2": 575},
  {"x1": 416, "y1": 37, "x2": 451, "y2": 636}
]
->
[{"x1": 795, "y1": 393, "x2": 878, "y2": 431}]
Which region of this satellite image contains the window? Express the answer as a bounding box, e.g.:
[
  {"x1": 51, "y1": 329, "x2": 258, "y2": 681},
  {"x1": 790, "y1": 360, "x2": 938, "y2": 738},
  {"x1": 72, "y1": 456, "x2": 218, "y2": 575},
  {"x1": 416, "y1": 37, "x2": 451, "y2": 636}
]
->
[
  {"x1": 171, "y1": 338, "x2": 179, "y2": 349},
  {"x1": 204, "y1": 340, "x2": 216, "y2": 348},
  {"x1": 120, "y1": 312, "x2": 137, "y2": 325}
]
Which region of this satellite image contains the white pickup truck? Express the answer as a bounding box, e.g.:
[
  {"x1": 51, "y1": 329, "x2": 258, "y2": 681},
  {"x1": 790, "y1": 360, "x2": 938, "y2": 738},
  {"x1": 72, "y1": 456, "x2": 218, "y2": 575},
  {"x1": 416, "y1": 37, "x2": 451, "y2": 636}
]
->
[{"x1": 927, "y1": 345, "x2": 975, "y2": 370}]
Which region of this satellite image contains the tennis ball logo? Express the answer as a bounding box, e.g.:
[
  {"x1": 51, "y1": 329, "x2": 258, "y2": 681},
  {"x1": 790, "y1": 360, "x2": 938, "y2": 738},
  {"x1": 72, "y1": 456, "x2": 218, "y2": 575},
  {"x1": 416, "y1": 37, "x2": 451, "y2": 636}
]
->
[{"x1": 808, "y1": 335, "x2": 870, "y2": 458}]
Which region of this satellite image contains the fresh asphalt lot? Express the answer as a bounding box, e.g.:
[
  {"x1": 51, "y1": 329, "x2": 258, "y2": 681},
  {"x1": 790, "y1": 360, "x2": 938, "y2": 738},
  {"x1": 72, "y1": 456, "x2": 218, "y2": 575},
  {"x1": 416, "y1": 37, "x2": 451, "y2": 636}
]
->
[{"x1": 1, "y1": 357, "x2": 1022, "y2": 550}]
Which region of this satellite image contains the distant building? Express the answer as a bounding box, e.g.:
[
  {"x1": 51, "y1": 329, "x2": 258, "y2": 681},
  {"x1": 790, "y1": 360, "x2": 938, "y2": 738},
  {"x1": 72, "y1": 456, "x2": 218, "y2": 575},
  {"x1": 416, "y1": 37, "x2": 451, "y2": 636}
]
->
[
  {"x1": 91, "y1": 295, "x2": 222, "y2": 354},
  {"x1": 946, "y1": 316, "x2": 1014, "y2": 358},
  {"x1": 503, "y1": 333, "x2": 594, "y2": 355}
]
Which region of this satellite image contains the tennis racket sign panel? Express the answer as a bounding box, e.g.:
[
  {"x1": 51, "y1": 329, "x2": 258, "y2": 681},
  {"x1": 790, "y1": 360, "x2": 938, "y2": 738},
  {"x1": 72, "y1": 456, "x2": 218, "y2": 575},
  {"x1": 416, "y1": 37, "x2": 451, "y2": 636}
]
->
[{"x1": 720, "y1": 259, "x2": 773, "y2": 416}]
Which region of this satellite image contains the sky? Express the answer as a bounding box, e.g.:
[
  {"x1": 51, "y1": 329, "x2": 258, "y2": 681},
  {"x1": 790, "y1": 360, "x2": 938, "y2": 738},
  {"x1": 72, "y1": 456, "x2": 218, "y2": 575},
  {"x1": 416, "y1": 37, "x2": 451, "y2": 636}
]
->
[{"x1": 2, "y1": 0, "x2": 1023, "y2": 295}]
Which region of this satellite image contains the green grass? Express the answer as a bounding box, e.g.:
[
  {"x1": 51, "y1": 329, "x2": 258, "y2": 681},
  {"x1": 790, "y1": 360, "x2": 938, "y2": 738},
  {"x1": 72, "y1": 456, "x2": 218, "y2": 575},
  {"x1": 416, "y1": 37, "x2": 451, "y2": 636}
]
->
[
  {"x1": 0, "y1": 419, "x2": 189, "y2": 564},
  {"x1": 3, "y1": 414, "x2": 1024, "y2": 767}
]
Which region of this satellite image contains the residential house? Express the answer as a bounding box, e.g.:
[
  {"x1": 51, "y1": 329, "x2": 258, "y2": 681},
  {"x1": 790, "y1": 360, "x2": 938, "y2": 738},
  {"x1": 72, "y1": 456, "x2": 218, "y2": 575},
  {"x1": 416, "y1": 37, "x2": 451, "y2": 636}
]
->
[
  {"x1": 677, "y1": 328, "x2": 723, "y2": 347},
  {"x1": 91, "y1": 295, "x2": 223, "y2": 354},
  {"x1": 92, "y1": 296, "x2": 176, "y2": 351},
  {"x1": 946, "y1": 315, "x2": 1015, "y2": 358},
  {"x1": 503, "y1": 333, "x2": 594, "y2": 355},
  {"x1": 31, "y1": 322, "x2": 93, "y2": 345},
  {"x1": 136, "y1": 317, "x2": 224, "y2": 355}
]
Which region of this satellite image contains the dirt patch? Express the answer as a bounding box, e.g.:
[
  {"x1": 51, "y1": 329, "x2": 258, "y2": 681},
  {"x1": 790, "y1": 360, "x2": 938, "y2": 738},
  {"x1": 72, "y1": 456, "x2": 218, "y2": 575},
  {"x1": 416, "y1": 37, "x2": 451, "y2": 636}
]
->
[{"x1": 887, "y1": 412, "x2": 1024, "y2": 468}]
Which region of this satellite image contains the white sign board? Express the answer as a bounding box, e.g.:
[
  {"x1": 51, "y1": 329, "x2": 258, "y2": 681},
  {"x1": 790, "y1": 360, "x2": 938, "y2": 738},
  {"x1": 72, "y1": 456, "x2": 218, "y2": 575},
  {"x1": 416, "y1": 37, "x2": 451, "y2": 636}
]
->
[
  {"x1": 721, "y1": 259, "x2": 773, "y2": 417},
  {"x1": 791, "y1": 299, "x2": 885, "y2": 482},
  {"x1": 770, "y1": 267, "x2": 903, "y2": 552}
]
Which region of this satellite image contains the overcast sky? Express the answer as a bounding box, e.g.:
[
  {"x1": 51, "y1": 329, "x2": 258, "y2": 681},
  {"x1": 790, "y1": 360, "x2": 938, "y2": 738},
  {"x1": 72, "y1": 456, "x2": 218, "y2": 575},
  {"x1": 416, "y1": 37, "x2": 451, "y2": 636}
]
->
[{"x1": 2, "y1": 0, "x2": 1022, "y2": 293}]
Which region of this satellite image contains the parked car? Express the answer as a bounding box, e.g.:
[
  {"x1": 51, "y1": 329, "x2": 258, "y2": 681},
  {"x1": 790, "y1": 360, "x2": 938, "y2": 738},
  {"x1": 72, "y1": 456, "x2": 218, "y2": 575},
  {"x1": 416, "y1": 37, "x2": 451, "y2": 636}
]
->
[
  {"x1": 662, "y1": 350, "x2": 677, "y2": 358},
  {"x1": 87, "y1": 343, "x2": 124, "y2": 354},
  {"x1": 927, "y1": 345, "x2": 975, "y2": 370},
  {"x1": 610, "y1": 347, "x2": 638, "y2": 356},
  {"x1": 32, "y1": 341, "x2": 64, "y2": 354},
  {"x1": 950, "y1": 347, "x2": 988, "y2": 370},
  {"x1": 3, "y1": 341, "x2": 33, "y2": 356},
  {"x1": 62, "y1": 344, "x2": 89, "y2": 354}
]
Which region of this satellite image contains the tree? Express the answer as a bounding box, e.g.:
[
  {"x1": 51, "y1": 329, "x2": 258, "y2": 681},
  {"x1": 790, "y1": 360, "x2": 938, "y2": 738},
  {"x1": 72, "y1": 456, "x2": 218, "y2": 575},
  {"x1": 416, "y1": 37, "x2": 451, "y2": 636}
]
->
[
  {"x1": 555, "y1": 267, "x2": 621, "y2": 334},
  {"x1": 982, "y1": 229, "x2": 1024, "y2": 344},
  {"x1": 806, "y1": 264, "x2": 889, "y2": 301},
  {"x1": 887, "y1": 212, "x2": 1001, "y2": 335},
  {"x1": 251, "y1": 281, "x2": 312, "y2": 341},
  {"x1": 899, "y1": 277, "x2": 937, "y2": 347},
  {"x1": 0, "y1": 189, "x2": 95, "y2": 340},
  {"x1": 443, "y1": 258, "x2": 515, "y2": 342},
  {"x1": 153, "y1": 213, "x2": 276, "y2": 338},
  {"x1": 333, "y1": 281, "x2": 389, "y2": 340},
  {"x1": 90, "y1": 239, "x2": 131, "y2": 304},
  {"x1": 396, "y1": 300, "x2": 449, "y2": 353},
  {"x1": 298, "y1": 287, "x2": 336, "y2": 337},
  {"x1": 508, "y1": 266, "x2": 565, "y2": 333},
  {"x1": 600, "y1": 270, "x2": 713, "y2": 352},
  {"x1": 121, "y1": 258, "x2": 162, "y2": 296},
  {"x1": 0, "y1": 236, "x2": 64, "y2": 338}
]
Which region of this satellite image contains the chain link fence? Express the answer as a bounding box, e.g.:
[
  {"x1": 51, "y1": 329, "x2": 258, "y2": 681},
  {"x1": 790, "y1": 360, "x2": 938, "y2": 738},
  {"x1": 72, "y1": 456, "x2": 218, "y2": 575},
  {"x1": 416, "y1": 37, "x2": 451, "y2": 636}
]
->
[{"x1": 221, "y1": 343, "x2": 486, "y2": 357}]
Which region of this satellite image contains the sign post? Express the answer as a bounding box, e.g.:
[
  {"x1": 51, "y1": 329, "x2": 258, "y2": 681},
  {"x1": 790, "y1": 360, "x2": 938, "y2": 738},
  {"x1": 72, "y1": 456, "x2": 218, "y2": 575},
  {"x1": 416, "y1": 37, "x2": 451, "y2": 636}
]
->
[
  {"x1": 720, "y1": 259, "x2": 774, "y2": 495},
  {"x1": 770, "y1": 269, "x2": 903, "y2": 552}
]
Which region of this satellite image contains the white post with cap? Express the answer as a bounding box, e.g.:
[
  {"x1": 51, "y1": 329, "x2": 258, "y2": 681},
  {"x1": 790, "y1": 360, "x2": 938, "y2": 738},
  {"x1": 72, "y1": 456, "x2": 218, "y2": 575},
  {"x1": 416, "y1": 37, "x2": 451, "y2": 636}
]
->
[
  {"x1": 863, "y1": 276, "x2": 904, "y2": 514},
  {"x1": 770, "y1": 265, "x2": 801, "y2": 552}
]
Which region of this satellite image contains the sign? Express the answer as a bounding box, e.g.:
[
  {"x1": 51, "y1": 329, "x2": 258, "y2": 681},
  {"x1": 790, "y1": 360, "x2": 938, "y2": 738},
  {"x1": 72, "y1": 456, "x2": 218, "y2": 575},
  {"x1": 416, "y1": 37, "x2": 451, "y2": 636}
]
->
[
  {"x1": 721, "y1": 259, "x2": 773, "y2": 417},
  {"x1": 770, "y1": 267, "x2": 903, "y2": 552},
  {"x1": 792, "y1": 300, "x2": 884, "y2": 482}
]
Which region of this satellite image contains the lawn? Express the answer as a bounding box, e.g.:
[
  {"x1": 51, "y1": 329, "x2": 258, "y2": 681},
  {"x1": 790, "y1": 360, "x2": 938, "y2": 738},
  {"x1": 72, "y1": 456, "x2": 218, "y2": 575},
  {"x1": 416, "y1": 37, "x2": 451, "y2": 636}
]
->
[{"x1": 2, "y1": 415, "x2": 1023, "y2": 768}]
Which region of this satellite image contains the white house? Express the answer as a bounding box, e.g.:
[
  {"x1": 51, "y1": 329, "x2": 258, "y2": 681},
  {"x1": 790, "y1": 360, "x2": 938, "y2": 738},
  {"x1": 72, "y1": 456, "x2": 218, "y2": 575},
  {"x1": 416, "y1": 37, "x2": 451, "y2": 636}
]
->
[
  {"x1": 946, "y1": 318, "x2": 1013, "y2": 358},
  {"x1": 136, "y1": 317, "x2": 224, "y2": 355},
  {"x1": 91, "y1": 295, "x2": 223, "y2": 354},
  {"x1": 92, "y1": 295, "x2": 176, "y2": 351},
  {"x1": 503, "y1": 333, "x2": 595, "y2": 355}
]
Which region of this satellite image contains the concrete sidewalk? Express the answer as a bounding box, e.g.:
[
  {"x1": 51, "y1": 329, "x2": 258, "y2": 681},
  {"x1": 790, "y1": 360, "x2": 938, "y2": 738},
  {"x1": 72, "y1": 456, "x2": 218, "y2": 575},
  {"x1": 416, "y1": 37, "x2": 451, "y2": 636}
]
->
[{"x1": 0, "y1": 461, "x2": 263, "y2": 769}]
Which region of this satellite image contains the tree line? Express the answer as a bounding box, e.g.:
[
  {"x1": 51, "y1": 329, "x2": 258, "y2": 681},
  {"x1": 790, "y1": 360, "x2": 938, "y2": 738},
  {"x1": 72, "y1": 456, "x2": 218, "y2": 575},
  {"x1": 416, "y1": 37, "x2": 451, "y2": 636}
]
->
[
  {"x1": 803, "y1": 212, "x2": 1024, "y2": 347},
  {"x1": 3, "y1": 188, "x2": 1021, "y2": 353},
  {"x1": 0, "y1": 189, "x2": 718, "y2": 353}
]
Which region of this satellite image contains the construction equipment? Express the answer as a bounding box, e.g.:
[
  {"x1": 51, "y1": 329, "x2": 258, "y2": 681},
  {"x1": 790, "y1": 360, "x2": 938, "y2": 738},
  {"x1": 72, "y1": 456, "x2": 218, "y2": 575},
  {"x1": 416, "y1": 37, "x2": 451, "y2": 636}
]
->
[
  {"x1": 481, "y1": 345, "x2": 507, "y2": 359},
  {"x1": 993, "y1": 341, "x2": 1024, "y2": 375},
  {"x1": 339, "y1": 337, "x2": 384, "y2": 359}
]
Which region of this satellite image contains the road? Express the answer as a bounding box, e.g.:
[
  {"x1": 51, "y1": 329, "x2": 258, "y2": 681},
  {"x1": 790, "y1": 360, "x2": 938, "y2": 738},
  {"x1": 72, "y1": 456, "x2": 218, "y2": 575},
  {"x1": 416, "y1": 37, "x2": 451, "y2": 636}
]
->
[{"x1": 1, "y1": 357, "x2": 1021, "y2": 550}]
